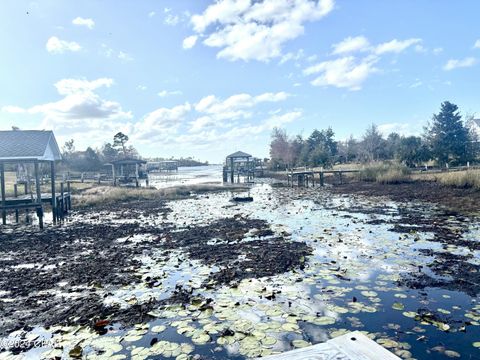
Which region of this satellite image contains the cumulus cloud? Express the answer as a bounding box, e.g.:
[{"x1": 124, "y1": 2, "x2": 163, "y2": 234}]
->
[
  {"x1": 2, "y1": 78, "x2": 131, "y2": 144},
  {"x1": 3, "y1": 83, "x2": 296, "y2": 152},
  {"x1": 304, "y1": 36, "x2": 422, "y2": 90},
  {"x1": 182, "y1": 35, "x2": 198, "y2": 49},
  {"x1": 46, "y1": 36, "x2": 81, "y2": 54},
  {"x1": 72, "y1": 17, "x2": 95, "y2": 29},
  {"x1": 186, "y1": 0, "x2": 335, "y2": 61},
  {"x1": 304, "y1": 55, "x2": 378, "y2": 91},
  {"x1": 443, "y1": 57, "x2": 477, "y2": 71},
  {"x1": 474, "y1": 40, "x2": 480, "y2": 49},
  {"x1": 194, "y1": 91, "x2": 290, "y2": 121},
  {"x1": 373, "y1": 38, "x2": 422, "y2": 55},
  {"x1": 134, "y1": 103, "x2": 192, "y2": 141},
  {"x1": 331, "y1": 36, "x2": 370, "y2": 55}
]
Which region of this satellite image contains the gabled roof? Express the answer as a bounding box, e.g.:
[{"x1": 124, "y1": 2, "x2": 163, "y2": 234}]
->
[
  {"x1": 226, "y1": 151, "x2": 252, "y2": 159},
  {"x1": 0, "y1": 130, "x2": 62, "y2": 161},
  {"x1": 473, "y1": 119, "x2": 480, "y2": 127}
]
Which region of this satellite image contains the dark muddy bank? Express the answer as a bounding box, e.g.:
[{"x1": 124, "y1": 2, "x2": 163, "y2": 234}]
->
[
  {"x1": 331, "y1": 179, "x2": 480, "y2": 214},
  {"x1": 0, "y1": 200, "x2": 309, "y2": 340}
]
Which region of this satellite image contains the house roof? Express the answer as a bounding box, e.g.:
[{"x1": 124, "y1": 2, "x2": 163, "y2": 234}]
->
[
  {"x1": 473, "y1": 119, "x2": 480, "y2": 127},
  {"x1": 0, "y1": 130, "x2": 62, "y2": 162},
  {"x1": 226, "y1": 151, "x2": 252, "y2": 159}
]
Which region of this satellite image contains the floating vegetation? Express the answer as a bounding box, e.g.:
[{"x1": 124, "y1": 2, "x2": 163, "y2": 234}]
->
[{"x1": 1, "y1": 183, "x2": 479, "y2": 359}]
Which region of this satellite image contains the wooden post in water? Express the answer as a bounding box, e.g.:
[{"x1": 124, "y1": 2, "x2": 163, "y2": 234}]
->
[
  {"x1": 112, "y1": 164, "x2": 116, "y2": 186},
  {"x1": 339, "y1": 171, "x2": 343, "y2": 185},
  {"x1": 50, "y1": 161, "x2": 56, "y2": 224},
  {"x1": 320, "y1": 171, "x2": 324, "y2": 187},
  {"x1": 0, "y1": 163, "x2": 6, "y2": 225},
  {"x1": 135, "y1": 163, "x2": 139, "y2": 187},
  {"x1": 60, "y1": 182, "x2": 65, "y2": 219},
  {"x1": 14, "y1": 183, "x2": 19, "y2": 223},
  {"x1": 67, "y1": 181, "x2": 71, "y2": 210},
  {"x1": 230, "y1": 158, "x2": 234, "y2": 183},
  {"x1": 34, "y1": 161, "x2": 43, "y2": 229}
]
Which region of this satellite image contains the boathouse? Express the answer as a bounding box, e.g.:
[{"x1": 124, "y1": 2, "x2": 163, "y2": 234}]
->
[
  {"x1": 0, "y1": 130, "x2": 68, "y2": 228},
  {"x1": 223, "y1": 151, "x2": 256, "y2": 183},
  {"x1": 106, "y1": 158, "x2": 147, "y2": 186}
]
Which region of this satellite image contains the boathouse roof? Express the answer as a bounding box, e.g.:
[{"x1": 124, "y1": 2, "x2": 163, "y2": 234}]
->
[
  {"x1": 0, "y1": 130, "x2": 62, "y2": 162},
  {"x1": 226, "y1": 151, "x2": 252, "y2": 159}
]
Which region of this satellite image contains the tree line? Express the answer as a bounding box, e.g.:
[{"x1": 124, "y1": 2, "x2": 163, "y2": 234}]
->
[
  {"x1": 269, "y1": 101, "x2": 479, "y2": 170},
  {"x1": 61, "y1": 132, "x2": 139, "y2": 172},
  {"x1": 61, "y1": 132, "x2": 208, "y2": 172}
]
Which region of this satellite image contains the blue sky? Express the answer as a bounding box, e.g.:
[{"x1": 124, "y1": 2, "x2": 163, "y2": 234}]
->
[{"x1": 1, "y1": 0, "x2": 479, "y2": 162}]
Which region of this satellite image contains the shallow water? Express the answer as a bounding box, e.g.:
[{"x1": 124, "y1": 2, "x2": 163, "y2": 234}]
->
[
  {"x1": 148, "y1": 165, "x2": 223, "y2": 189},
  {"x1": 2, "y1": 183, "x2": 480, "y2": 360}
]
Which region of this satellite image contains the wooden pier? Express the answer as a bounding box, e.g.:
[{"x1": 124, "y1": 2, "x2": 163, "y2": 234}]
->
[
  {"x1": 260, "y1": 331, "x2": 400, "y2": 360},
  {"x1": 287, "y1": 168, "x2": 360, "y2": 187}
]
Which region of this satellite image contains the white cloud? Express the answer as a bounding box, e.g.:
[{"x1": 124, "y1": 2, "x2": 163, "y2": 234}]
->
[
  {"x1": 183, "y1": 35, "x2": 198, "y2": 49},
  {"x1": 2, "y1": 78, "x2": 132, "y2": 145},
  {"x1": 474, "y1": 40, "x2": 480, "y2": 49},
  {"x1": 118, "y1": 51, "x2": 133, "y2": 62},
  {"x1": 187, "y1": 0, "x2": 335, "y2": 62},
  {"x1": 1, "y1": 105, "x2": 26, "y2": 114},
  {"x1": 304, "y1": 55, "x2": 378, "y2": 91},
  {"x1": 158, "y1": 90, "x2": 183, "y2": 97},
  {"x1": 304, "y1": 36, "x2": 422, "y2": 90},
  {"x1": 443, "y1": 57, "x2": 476, "y2": 71},
  {"x1": 165, "y1": 13, "x2": 180, "y2": 26},
  {"x1": 378, "y1": 122, "x2": 418, "y2": 137},
  {"x1": 72, "y1": 17, "x2": 95, "y2": 29},
  {"x1": 331, "y1": 36, "x2": 370, "y2": 55},
  {"x1": 433, "y1": 47, "x2": 443, "y2": 55},
  {"x1": 148, "y1": 11, "x2": 156, "y2": 18},
  {"x1": 279, "y1": 49, "x2": 304, "y2": 65},
  {"x1": 409, "y1": 79, "x2": 423, "y2": 88},
  {"x1": 46, "y1": 36, "x2": 81, "y2": 54},
  {"x1": 194, "y1": 91, "x2": 290, "y2": 120},
  {"x1": 134, "y1": 103, "x2": 192, "y2": 141},
  {"x1": 54, "y1": 78, "x2": 114, "y2": 95},
  {"x1": 374, "y1": 38, "x2": 422, "y2": 55}
]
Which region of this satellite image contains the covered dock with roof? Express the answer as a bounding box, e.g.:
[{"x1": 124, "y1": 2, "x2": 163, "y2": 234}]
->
[
  {"x1": 223, "y1": 151, "x2": 264, "y2": 183},
  {"x1": 0, "y1": 130, "x2": 70, "y2": 229},
  {"x1": 105, "y1": 158, "x2": 147, "y2": 187}
]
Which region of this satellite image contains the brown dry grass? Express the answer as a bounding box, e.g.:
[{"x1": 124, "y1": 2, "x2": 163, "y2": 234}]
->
[
  {"x1": 413, "y1": 170, "x2": 480, "y2": 190},
  {"x1": 74, "y1": 183, "x2": 247, "y2": 208}
]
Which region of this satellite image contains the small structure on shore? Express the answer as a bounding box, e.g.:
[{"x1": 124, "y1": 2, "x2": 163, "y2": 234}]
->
[
  {"x1": 106, "y1": 158, "x2": 147, "y2": 187},
  {"x1": 223, "y1": 151, "x2": 264, "y2": 183},
  {"x1": 0, "y1": 130, "x2": 71, "y2": 229},
  {"x1": 146, "y1": 160, "x2": 178, "y2": 173}
]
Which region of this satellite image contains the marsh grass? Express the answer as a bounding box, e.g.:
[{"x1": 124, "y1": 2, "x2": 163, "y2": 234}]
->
[
  {"x1": 74, "y1": 183, "x2": 247, "y2": 207},
  {"x1": 428, "y1": 170, "x2": 480, "y2": 190},
  {"x1": 358, "y1": 163, "x2": 411, "y2": 184}
]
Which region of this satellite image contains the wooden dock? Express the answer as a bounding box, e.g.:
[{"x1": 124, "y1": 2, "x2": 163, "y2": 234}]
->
[
  {"x1": 287, "y1": 168, "x2": 360, "y2": 187},
  {"x1": 259, "y1": 331, "x2": 400, "y2": 360}
]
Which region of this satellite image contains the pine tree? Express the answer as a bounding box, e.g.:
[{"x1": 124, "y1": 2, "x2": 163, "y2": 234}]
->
[{"x1": 426, "y1": 101, "x2": 469, "y2": 166}]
